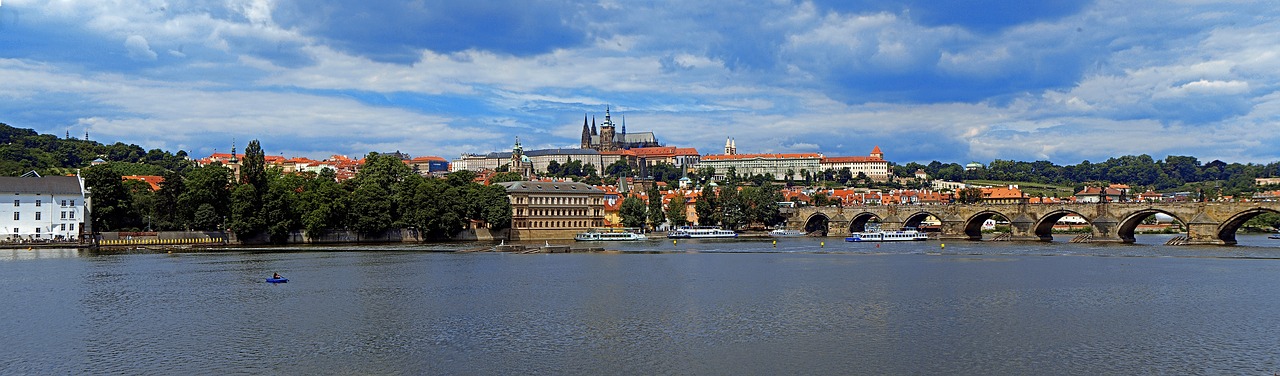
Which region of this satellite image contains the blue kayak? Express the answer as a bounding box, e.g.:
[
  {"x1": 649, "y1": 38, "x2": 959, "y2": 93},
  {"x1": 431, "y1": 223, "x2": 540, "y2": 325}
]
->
[{"x1": 266, "y1": 277, "x2": 288, "y2": 283}]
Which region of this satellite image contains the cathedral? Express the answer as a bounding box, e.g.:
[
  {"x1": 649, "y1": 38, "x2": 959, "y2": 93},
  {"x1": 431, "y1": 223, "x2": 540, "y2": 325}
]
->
[{"x1": 579, "y1": 106, "x2": 660, "y2": 151}]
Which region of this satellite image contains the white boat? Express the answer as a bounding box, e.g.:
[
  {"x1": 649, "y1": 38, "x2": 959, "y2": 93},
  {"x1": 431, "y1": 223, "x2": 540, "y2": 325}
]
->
[
  {"x1": 768, "y1": 229, "x2": 805, "y2": 237},
  {"x1": 667, "y1": 226, "x2": 737, "y2": 239},
  {"x1": 575, "y1": 228, "x2": 648, "y2": 241},
  {"x1": 845, "y1": 224, "x2": 928, "y2": 242}
]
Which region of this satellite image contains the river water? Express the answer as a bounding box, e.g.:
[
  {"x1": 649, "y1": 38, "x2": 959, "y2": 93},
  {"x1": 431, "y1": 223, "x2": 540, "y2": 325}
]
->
[{"x1": 3, "y1": 234, "x2": 1280, "y2": 374}]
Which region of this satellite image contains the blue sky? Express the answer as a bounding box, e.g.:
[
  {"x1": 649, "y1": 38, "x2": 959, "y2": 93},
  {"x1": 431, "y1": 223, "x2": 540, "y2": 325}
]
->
[{"x1": 1, "y1": 0, "x2": 1278, "y2": 165}]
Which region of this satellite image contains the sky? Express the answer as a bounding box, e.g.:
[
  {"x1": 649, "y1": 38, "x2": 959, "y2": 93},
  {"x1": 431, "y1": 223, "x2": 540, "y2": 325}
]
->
[{"x1": 1, "y1": 0, "x2": 1278, "y2": 166}]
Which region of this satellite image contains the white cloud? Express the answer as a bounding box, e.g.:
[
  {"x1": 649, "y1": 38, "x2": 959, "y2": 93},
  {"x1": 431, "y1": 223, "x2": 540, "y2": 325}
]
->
[{"x1": 125, "y1": 35, "x2": 158, "y2": 61}]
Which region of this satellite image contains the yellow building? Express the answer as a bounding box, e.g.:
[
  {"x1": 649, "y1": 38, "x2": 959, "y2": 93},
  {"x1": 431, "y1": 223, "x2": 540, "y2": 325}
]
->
[{"x1": 498, "y1": 181, "x2": 605, "y2": 240}]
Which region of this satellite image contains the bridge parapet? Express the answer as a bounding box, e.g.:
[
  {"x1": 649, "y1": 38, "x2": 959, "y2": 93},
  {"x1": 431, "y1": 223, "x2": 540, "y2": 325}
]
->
[{"x1": 788, "y1": 202, "x2": 1280, "y2": 246}]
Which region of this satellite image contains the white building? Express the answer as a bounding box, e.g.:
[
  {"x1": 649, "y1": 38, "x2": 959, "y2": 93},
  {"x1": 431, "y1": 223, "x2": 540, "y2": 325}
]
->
[
  {"x1": 2, "y1": 174, "x2": 88, "y2": 242},
  {"x1": 697, "y1": 152, "x2": 823, "y2": 181},
  {"x1": 819, "y1": 146, "x2": 892, "y2": 182}
]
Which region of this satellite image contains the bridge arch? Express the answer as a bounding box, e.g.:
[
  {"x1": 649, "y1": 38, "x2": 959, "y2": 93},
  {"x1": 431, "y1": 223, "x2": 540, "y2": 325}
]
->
[
  {"x1": 1216, "y1": 207, "x2": 1280, "y2": 245},
  {"x1": 804, "y1": 213, "x2": 830, "y2": 236},
  {"x1": 962, "y1": 210, "x2": 1013, "y2": 240},
  {"x1": 1116, "y1": 209, "x2": 1187, "y2": 243},
  {"x1": 1032, "y1": 209, "x2": 1091, "y2": 242},
  {"x1": 900, "y1": 210, "x2": 938, "y2": 229},
  {"x1": 846, "y1": 212, "x2": 881, "y2": 233}
]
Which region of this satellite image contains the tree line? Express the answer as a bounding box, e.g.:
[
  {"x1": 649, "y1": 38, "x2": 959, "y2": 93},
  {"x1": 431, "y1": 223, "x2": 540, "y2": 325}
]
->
[
  {"x1": 617, "y1": 182, "x2": 786, "y2": 231},
  {"x1": 895, "y1": 155, "x2": 1280, "y2": 198},
  {"x1": 83, "y1": 140, "x2": 511, "y2": 242}
]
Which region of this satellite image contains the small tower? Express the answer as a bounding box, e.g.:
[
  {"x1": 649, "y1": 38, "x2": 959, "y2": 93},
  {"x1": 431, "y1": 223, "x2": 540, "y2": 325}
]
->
[
  {"x1": 870, "y1": 145, "x2": 883, "y2": 160},
  {"x1": 229, "y1": 139, "x2": 242, "y2": 183},
  {"x1": 724, "y1": 138, "x2": 737, "y2": 155}
]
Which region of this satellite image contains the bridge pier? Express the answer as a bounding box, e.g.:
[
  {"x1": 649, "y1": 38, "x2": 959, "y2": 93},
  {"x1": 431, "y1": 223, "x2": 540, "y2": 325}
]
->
[{"x1": 1186, "y1": 220, "x2": 1229, "y2": 245}]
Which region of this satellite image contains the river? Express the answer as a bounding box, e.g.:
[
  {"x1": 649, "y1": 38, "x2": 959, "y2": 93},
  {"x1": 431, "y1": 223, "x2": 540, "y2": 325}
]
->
[{"x1": 2, "y1": 234, "x2": 1279, "y2": 374}]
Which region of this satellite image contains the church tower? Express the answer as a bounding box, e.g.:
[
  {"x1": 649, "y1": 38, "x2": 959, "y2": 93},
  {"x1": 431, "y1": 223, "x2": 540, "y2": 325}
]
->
[
  {"x1": 724, "y1": 137, "x2": 737, "y2": 155},
  {"x1": 512, "y1": 137, "x2": 532, "y2": 178},
  {"x1": 599, "y1": 105, "x2": 617, "y2": 151}
]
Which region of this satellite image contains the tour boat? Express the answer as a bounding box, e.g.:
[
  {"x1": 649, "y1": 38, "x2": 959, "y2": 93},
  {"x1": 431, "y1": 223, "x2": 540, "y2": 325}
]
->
[
  {"x1": 667, "y1": 226, "x2": 738, "y2": 239},
  {"x1": 768, "y1": 229, "x2": 805, "y2": 237},
  {"x1": 575, "y1": 228, "x2": 649, "y2": 241},
  {"x1": 845, "y1": 225, "x2": 928, "y2": 242}
]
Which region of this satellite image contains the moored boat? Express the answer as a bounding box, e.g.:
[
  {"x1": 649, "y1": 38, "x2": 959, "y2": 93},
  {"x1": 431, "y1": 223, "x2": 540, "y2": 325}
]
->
[
  {"x1": 768, "y1": 229, "x2": 805, "y2": 237},
  {"x1": 667, "y1": 226, "x2": 738, "y2": 239},
  {"x1": 845, "y1": 224, "x2": 928, "y2": 242},
  {"x1": 1269, "y1": 234, "x2": 1280, "y2": 240},
  {"x1": 575, "y1": 228, "x2": 649, "y2": 241}
]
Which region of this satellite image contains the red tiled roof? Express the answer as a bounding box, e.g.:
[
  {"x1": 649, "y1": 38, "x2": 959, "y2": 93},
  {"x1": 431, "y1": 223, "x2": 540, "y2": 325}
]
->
[
  {"x1": 122, "y1": 175, "x2": 164, "y2": 191},
  {"x1": 821, "y1": 156, "x2": 884, "y2": 163}
]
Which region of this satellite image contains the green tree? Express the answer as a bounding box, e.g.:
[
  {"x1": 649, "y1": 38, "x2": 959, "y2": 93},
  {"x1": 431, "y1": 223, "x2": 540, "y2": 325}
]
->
[
  {"x1": 83, "y1": 164, "x2": 137, "y2": 231},
  {"x1": 620, "y1": 196, "x2": 647, "y2": 228},
  {"x1": 228, "y1": 183, "x2": 264, "y2": 236},
  {"x1": 241, "y1": 140, "x2": 266, "y2": 189},
  {"x1": 179, "y1": 164, "x2": 231, "y2": 230},
  {"x1": 695, "y1": 185, "x2": 719, "y2": 226},
  {"x1": 719, "y1": 184, "x2": 745, "y2": 230},
  {"x1": 958, "y1": 187, "x2": 984, "y2": 204},
  {"x1": 665, "y1": 191, "x2": 688, "y2": 226},
  {"x1": 261, "y1": 172, "x2": 303, "y2": 243},
  {"x1": 300, "y1": 168, "x2": 347, "y2": 238},
  {"x1": 605, "y1": 159, "x2": 632, "y2": 178},
  {"x1": 646, "y1": 186, "x2": 666, "y2": 229},
  {"x1": 490, "y1": 171, "x2": 524, "y2": 183}
]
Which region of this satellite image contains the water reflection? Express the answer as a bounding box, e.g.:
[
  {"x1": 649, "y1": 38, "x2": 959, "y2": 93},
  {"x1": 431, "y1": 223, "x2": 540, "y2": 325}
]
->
[{"x1": 2, "y1": 236, "x2": 1280, "y2": 373}]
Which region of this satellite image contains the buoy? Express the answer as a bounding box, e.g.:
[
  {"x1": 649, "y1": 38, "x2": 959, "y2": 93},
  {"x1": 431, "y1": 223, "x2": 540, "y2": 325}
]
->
[
  {"x1": 772, "y1": 240, "x2": 777, "y2": 248},
  {"x1": 673, "y1": 239, "x2": 677, "y2": 246},
  {"x1": 876, "y1": 243, "x2": 880, "y2": 248},
  {"x1": 820, "y1": 241, "x2": 824, "y2": 248},
  {"x1": 941, "y1": 243, "x2": 945, "y2": 249}
]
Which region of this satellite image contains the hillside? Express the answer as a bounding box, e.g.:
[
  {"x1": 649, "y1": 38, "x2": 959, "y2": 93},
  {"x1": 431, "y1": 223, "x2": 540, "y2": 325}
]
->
[{"x1": 0, "y1": 122, "x2": 191, "y2": 176}]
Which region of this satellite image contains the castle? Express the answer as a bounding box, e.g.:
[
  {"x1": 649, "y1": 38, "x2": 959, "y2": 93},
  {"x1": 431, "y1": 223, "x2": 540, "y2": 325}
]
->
[{"x1": 579, "y1": 106, "x2": 660, "y2": 151}]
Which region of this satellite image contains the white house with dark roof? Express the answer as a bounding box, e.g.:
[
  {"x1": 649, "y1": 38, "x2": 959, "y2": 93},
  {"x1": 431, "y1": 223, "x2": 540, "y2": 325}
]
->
[{"x1": 1, "y1": 174, "x2": 89, "y2": 242}]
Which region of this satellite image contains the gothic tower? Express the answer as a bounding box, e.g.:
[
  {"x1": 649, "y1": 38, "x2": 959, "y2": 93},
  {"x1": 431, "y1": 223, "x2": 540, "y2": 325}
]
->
[
  {"x1": 580, "y1": 114, "x2": 591, "y2": 149},
  {"x1": 599, "y1": 105, "x2": 617, "y2": 151}
]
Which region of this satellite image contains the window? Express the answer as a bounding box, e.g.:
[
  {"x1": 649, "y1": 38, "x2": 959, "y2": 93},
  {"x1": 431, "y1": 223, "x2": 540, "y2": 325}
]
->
[
  {"x1": 61, "y1": 200, "x2": 67, "y2": 207},
  {"x1": 69, "y1": 224, "x2": 74, "y2": 232},
  {"x1": 61, "y1": 211, "x2": 67, "y2": 219},
  {"x1": 70, "y1": 200, "x2": 75, "y2": 207},
  {"x1": 12, "y1": 212, "x2": 17, "y2": 220},
  {"x1": 69, "y1": 211, "x2": 75, "y2": 219},
  {"x1": 35, "y1": 212, "x2": 41, "y2": 220},
  {"x1": 35, "y1": 227, "x2": 40, "y2": 233},
  {"x1": 36, "y1": 200, "x2": 41, "y2": 207},
  {"x1": 60, "y1": 224, "x2": 66, "y2": 231}
]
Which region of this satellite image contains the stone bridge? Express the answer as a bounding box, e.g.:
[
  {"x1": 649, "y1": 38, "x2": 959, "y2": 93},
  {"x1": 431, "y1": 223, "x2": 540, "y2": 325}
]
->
[{"x1": 785, "y1": 202, "x2": 1280, "y2": 245}]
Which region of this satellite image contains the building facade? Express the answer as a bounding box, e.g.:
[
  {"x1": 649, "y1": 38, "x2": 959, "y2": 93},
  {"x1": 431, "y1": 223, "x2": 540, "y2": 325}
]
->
[
  {"x1": 819, "y1": 146, "x2": 891, "y2": 182},
  {"x1": 1, "y1": 175, "x2": 88, "y2": 242},
  {"x1": 697, "y1": 153, "x2": 824, "y2": 181},
  {"x1": 498, "y1": 181, "x2": 605, "y2": 240}
]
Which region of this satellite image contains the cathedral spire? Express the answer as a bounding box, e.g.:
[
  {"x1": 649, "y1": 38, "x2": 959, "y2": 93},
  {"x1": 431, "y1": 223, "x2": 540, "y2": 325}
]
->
[
  {"x1": 591, "y1": 116, "x2": 597, "y2": 135},
  {"x1": 580, "y1": 114, "x2": 591, "y2": 149}
]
